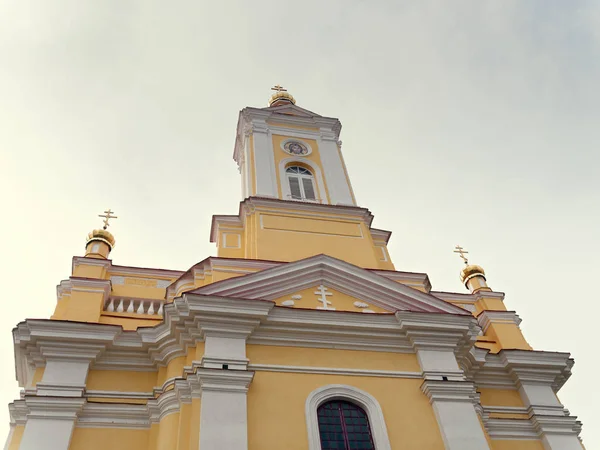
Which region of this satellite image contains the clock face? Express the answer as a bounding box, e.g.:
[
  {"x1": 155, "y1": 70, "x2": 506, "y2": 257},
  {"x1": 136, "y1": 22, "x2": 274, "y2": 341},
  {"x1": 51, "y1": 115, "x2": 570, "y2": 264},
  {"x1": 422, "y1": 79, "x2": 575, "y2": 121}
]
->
[{"x1": 283, "y1": 140, "x2": 309, "y2": 156}]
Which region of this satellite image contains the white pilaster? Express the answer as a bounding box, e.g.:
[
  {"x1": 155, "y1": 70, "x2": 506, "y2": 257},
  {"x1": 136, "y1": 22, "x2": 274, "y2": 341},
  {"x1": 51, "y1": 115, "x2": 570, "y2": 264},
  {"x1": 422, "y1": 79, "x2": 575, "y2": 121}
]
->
[
  {"x1": 250, "y1": 121, "x2": 278, "y2": 198},
  {"x1": 420, "y1": 370, "x2": 490, "y2": 449},
  {"x1": 502, "y1": 350, "x2": 582, "y2": 449},
  {"x1": 202, "y1": 334, "x2": 248, "y2": 370},
  {"x1": 19, "y1": 397, "x2": 84, "y2": 450},
  {"x1": 198, "y1": 370, "x2": 254, "y2": 450},
  {"x1": 399, "y1": 312, "x2": 490, "y2": 450},
  {"x1": 316, "y1": 134, "x2": 355, "y2": 206},
  {"x1": 36, "y1": 359, "x2": 91, "y2": 397}
]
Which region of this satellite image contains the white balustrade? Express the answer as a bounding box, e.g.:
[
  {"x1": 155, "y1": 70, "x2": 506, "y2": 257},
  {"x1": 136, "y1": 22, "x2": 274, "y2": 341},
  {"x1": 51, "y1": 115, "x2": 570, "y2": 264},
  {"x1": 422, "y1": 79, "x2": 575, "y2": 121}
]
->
[{"x1": 103, "y1": 298, "x2": 164, "y2": 316}]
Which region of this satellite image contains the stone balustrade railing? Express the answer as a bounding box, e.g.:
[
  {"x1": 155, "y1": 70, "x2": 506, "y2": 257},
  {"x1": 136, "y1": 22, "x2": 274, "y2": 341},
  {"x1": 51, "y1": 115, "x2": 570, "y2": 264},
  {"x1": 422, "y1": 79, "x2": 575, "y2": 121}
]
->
[{"x1": 104, "y1": 297, "x2": 164, "y2": 316}]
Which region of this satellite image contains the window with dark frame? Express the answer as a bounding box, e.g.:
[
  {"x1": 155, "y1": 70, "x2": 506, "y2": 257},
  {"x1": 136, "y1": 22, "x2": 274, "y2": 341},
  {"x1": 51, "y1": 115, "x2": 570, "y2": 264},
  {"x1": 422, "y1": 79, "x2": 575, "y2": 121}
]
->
[{"x1": 317, "y1": 400, "x2": 375, "y2": 449}]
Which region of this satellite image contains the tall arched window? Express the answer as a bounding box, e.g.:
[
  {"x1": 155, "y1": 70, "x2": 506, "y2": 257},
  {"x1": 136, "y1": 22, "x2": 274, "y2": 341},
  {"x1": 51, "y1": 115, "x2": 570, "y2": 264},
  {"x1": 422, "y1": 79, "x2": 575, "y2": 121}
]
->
[
  {"x1": 286, "y1": 166, "x2": 317, "y2": 201},
  {"x1": 317, "y1": 400, "x2": 375, "y2": 449}
]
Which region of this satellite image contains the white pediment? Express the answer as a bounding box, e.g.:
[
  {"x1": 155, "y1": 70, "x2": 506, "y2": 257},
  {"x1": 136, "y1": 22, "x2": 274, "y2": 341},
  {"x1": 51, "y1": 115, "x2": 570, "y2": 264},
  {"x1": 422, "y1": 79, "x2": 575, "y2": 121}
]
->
[{"x1": 191, "y1": 255, "x2": 469, "y2": 315}]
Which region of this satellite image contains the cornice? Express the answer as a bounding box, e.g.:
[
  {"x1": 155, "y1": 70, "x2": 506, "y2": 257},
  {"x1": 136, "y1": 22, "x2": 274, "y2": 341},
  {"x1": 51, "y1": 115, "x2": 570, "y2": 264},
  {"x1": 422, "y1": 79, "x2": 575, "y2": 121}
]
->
[
  {"x1": 69, "y1": 277, "x2": 111, "y2": 297},
  {"x1": 499, "y1": 350, "x2": 574, "y2": 389},
  {"x1": 477, "y1": 310, "x2": 522, "y2": 333},
  {"x1": 72, "y1": 256, "x2": 112, "y2": 273}
]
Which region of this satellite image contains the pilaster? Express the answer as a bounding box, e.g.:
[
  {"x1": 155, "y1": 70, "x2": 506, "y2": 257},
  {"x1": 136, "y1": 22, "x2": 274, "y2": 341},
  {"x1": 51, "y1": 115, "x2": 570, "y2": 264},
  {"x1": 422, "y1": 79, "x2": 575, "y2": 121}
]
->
[
  {"x1": 501, "y1": 350, "x2": 582, "y2": 449},
  {"x1": 19, "y1": 397, "x2": 85, "y2": 450},
  {"x1": 198, "y1": 369, "x2": 254, "y2": 450},
  {"x1": 397, "y1": 312, "x2": 491, "y2": 450}
]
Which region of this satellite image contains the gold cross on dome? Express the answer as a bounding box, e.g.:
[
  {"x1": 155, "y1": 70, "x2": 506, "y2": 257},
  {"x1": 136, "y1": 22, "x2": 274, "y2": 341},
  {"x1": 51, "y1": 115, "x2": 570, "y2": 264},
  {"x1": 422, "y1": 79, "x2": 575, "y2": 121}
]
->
[
  {"x1": 98, "y1": 209, "x2": 118, "y2": 230},
  {"x1": 271, "y1": 84, "x2": 287, "y2": 92},
  {"x1": 454, "y1": 245, "x2": 469, "y2": 265}
]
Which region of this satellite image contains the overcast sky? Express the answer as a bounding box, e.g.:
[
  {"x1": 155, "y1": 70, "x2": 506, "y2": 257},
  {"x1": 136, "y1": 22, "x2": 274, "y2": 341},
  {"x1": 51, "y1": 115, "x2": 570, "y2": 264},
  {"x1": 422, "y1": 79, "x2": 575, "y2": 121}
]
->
[{"x1": 1, "y1": 0, "x2": 598, "y2": 447}]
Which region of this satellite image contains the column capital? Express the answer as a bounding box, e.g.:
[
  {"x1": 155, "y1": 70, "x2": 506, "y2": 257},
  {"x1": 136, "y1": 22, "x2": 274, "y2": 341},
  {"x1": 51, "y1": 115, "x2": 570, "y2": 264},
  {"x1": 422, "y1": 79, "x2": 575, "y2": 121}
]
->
[
  {"x1": 197, "y1": 368, "x2": 254, "y2": 393},
  {"x1": 24, "y1": 397, "x2": 85, "y2": 421},
  {"x1": 421, "y1": 380, "x2": 479, "y2": 404},
  {"x1": 396, "y1": 312, "x2": 479, "y2": 352}
]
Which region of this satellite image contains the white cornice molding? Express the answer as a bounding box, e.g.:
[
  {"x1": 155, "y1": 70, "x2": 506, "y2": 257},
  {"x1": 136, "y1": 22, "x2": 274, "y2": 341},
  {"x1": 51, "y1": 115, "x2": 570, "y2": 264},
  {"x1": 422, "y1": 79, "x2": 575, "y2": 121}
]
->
[
  {"x1": 69, "y1": 277, "x2": 111, "y2": 297},
  {"x1": 72, "y1": 256, "x2": 112, "y2": 273},
  {"x1": 396, "y1": 311, "x2": 480, "y2": 353},
  {"x1": 25, "y1": 396, "x2": 86, "y2": 421},
  {"x1": 474, "y1": 290, "x2": 506, "y2": 301},
  {"x1": 477, "y1": 310, "x2": 522, "y2": 333},
  {"x1": 370, "y1": 269, "x2": 432, "y2": 293},
  {"x1": 421, "y1": 380, "x2": 479, "y2": 404},
  {"x1": 500, "y1": 350, "x2": 574, "y2": 389}
]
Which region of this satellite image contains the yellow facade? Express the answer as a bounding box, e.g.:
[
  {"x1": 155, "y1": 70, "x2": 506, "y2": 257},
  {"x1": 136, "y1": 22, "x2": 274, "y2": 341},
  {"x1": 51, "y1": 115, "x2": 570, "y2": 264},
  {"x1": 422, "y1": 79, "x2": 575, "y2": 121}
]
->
[{"x1": 5, "y1": 90, "x2": 583, "y2": 450}]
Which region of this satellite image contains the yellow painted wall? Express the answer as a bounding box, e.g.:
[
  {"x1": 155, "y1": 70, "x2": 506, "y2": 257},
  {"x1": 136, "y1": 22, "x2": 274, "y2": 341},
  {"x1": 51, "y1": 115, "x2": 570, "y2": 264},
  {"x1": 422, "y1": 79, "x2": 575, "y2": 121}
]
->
[
  {"x1": 62, "y1": 290, "x2": 104, "y2": 322},
  {"x1": 247, "y1": 372, "x2": 444, "y2": 450},
  {"x1": 176, "y1": 403, "x2": 192, "y2": 450},
  {"x1": 479, "y1": 389, "x2": 524, "y2": 407},
  {"x1": 99, "y1": 315, "x2": 162, "y2": 330},
  {"x1": 273, "y1": 285, "x2": 390, "y2": 313},
  {"x1": 249, "y1": 212, "x2": 381, "y2": 268},
  {"x1": 486, "y1": 323, "x2": 532, "y2": 351},
  {"x1": 6, "y1": 426, "x2": 24, "y2": 450},
  {"x1": 189, "y1": 398, "x2": 201, "y2": 450},
  {"x1": 491, "y1": 440, "x2": 545, "y2": 450},
  {"x1": 70, "y1": 427, "x2": 150, "y2": 450},
  {"x1": 152, "y1": 413, "x2": 180, "y2": 450},
  {"x1": 86, "y1": 370, "x2": 157, "y2": 392},
  {"x1": 31, "y1": 367, "x2": 44, "y2": 387},
  {"x1": 73, "y1": 264, "x2": 106, "y2": 279},
  {"x1": 248, "y1": 345, "x2": 421, "y2": 371},
  {"x1": 157, "y1": 356, "x2": 186, "y2": 388}
]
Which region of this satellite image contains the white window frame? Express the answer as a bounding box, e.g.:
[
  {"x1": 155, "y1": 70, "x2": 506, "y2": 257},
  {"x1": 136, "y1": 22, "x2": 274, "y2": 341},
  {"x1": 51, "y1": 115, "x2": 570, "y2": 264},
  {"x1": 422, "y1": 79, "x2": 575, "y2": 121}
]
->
[
  {"x1": 305, "y1": 384, "x2": 392, "y2": 450},
  {"x1": 279, "y1": 157, "x2": 328, "y2": 204},
  {"x1": 286, "y1": 166, "x2": 317, "y2": 201}
]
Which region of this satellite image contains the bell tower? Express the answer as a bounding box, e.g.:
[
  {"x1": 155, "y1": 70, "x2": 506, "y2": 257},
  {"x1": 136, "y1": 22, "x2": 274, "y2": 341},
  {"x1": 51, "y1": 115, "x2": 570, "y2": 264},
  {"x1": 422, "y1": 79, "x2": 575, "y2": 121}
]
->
[
  {"x1": 213, "y1": 87, "x2": 393, "y2": 269},
  {"x1": 233, "y1": 86, "x2": 356, "y2": 206}
]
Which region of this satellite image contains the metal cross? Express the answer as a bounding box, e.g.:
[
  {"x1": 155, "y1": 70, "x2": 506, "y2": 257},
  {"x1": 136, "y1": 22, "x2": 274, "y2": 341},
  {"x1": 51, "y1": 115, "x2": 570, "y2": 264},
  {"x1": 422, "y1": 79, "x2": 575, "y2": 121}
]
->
[
  {"x1": 314, "y1": 285, "x2": 335, "y2": 310},
  {"x1": 271, "y1": 84, "x2": 287, "y2": 92},
  {"x1": 98, "y1": 209, "x2": 118, "y2": 230},
  {"x1": 454, "y1": 245, "x2": 469, "y2": 265}
]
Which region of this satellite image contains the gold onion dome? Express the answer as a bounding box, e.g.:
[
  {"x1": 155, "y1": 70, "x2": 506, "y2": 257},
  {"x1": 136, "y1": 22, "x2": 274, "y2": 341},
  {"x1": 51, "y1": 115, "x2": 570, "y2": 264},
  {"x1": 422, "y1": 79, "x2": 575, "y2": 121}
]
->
[
  {"x1": 269, "y1": 85, "x2": 296, "y2": 107},
  {"x1": 86, "y1": 228, "x2": 116, "y2": 250},
  {"x1": 460, "y1": 264, "x2": 485, "y2": 285}
]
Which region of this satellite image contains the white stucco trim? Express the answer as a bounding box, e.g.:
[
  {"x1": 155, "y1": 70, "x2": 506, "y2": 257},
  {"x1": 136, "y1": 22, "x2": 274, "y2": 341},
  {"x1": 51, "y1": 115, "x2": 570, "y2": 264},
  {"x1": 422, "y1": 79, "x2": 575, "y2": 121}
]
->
[
  {"x1": 305, "y1": 384, "x2": 391, "y2": 450},
  {"x1": 317, "y1": 137, "x2": 356, "y2": 206},
  {"x1": 279, "y1": 157, "x2": 328, "y2": 204}
]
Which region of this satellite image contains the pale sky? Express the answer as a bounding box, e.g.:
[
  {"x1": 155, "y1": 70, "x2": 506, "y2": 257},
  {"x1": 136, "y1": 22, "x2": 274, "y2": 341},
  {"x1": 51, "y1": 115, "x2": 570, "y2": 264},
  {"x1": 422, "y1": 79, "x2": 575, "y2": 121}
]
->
[{"x1": 1, "y1": 0, "x2": 598, "y2": 447}]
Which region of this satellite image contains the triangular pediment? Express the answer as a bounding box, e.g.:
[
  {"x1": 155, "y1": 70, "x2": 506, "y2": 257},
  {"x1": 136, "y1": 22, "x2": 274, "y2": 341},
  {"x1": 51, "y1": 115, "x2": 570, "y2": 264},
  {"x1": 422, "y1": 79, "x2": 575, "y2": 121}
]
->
[
  {"x1": 191, "y1": 254, "x2": 469, "y2": 315},
  {"x1": 272, "y1": 284, "x2": 392, "y2": 313},
  {"x1": 262, "y1": 103, "x2": 322, "y2": 118}
]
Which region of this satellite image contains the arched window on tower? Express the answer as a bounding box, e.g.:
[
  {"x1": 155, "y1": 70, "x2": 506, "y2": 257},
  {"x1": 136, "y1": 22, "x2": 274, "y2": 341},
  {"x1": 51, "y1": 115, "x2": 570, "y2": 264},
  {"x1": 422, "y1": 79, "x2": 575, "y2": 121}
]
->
[
  {"x1": 317, "y1": 400, "x2": 375, "y2": 449},
  {"x1": 286, "y1": 166, "x2": 317, "y2": 201}
]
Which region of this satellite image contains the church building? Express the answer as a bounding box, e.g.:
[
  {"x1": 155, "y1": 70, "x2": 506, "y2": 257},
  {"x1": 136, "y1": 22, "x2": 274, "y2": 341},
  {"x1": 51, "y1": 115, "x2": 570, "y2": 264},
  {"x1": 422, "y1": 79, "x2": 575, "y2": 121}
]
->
[{"x1": 4, "y1": 87, "x2": 584, "y2": 449}]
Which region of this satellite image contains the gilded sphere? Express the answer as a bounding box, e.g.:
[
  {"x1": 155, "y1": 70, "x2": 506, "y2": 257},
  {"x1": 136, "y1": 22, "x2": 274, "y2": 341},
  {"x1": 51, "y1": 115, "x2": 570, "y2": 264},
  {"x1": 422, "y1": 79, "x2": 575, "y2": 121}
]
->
[
  {"x1": 460, "y1": 264, "x2": 485, "y2": 284},
  {"x1": 268, "y1": 91, "x2": 296, "y2": 106},
  {"x1": 86, "y1": 228, "x2": 116, "y2": 249}
]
